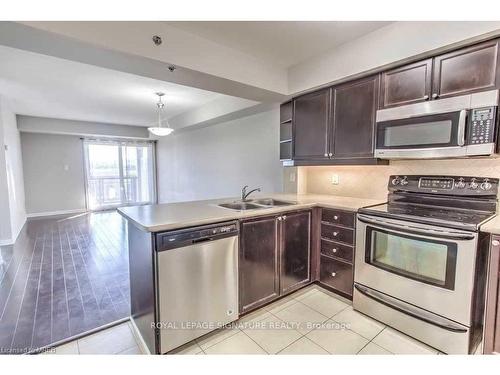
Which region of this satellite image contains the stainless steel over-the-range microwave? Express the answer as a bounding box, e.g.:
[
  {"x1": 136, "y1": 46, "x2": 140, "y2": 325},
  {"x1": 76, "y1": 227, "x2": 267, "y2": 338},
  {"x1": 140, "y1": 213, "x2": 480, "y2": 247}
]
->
[{"x1": 374, "y1": 90, "x2": 499, "y2": 159}]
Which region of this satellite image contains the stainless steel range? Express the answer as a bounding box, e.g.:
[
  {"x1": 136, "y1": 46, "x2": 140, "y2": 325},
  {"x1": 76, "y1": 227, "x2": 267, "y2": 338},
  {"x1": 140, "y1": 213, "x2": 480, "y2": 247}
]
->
[{"x1": 353, "y1": 175, "x2": 499, "y2": 354}]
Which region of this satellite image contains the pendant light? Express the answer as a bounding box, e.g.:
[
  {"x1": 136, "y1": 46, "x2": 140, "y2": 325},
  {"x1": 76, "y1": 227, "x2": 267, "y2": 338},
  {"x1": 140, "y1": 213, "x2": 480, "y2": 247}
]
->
[{"x1": 148, "y1": 92, "x2": 174, "y2": 136}]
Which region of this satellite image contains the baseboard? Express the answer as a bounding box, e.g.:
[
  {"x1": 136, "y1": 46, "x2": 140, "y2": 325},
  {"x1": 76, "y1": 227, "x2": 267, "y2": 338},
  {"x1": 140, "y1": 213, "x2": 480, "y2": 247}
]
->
[
  {"x1": 0, "y1": 239, "x2": 13, "y2": 246},
  {"x1": 129, "y1": 317, "x2": 151, "y2": 355},
  {"x1": 12, "y1": 215, "x2": 26, "y2": 242},
  {"x1": 26, "y1": 208, "x2": 87, "y2": 219},
  {"x1": 0, "y1": 216, "x2": 26, "y2": 247}
]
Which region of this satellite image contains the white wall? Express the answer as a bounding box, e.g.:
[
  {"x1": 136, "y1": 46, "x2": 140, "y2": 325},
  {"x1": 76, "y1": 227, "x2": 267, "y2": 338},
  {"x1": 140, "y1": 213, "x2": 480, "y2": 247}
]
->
[
  {"x1": 289, "y1": 21, "x2": 500, "y2": 94},
  {"x1": 21, "y1": 132, "x2": 86, "y2": 216},
  {"x1": 0, "y1": 102, "x2": 12, "y2": 242},
  {"x1": 0, "y1": 97, "x2": 26, "y2": 243},
  {"x1": 157, "y1": 109, "x2": 283, "y2": 203}
]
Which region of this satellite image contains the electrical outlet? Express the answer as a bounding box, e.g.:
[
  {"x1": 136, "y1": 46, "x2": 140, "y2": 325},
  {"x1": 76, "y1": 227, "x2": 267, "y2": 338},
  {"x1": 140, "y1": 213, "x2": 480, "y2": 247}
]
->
[
  {"x1": 289, "y1": 172, "x2": 296, "y2": 182},
  {"x1": 331, "y1": 174, "x2": 340, "y2": 185}
]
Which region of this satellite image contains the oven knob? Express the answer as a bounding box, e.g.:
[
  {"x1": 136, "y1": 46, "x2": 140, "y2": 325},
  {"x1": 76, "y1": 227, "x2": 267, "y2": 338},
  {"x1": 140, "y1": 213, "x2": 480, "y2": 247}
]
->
[
  {"x1": 481, "y1": 178, "x2": 492, "y2": 191},
  {"x1": 391, "y1": 176, "x2": 401, "y2": 185},
  {"x1": 455, "y1": 178, "x2": 466, "y2": 189},
  {"x1": 470, "y1": 178, "x2": 479, "y2": 190},
  {"x1": 400, "y1": 177, "x2": 408, "y2": 186}
]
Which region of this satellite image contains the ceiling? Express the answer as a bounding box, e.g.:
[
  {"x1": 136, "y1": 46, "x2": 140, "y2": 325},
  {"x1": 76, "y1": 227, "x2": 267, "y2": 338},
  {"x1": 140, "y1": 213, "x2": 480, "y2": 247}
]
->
[
  {"x1": 167, "y1": 21, "x2": 393, "y2": 67},
  {"x1": 0, "y1": 45, "x2": 224, "y2": 127}
]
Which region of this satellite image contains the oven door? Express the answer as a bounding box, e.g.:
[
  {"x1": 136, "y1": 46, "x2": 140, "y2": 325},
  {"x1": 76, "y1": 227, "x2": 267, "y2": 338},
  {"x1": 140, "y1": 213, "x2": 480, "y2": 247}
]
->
[
  {"x1": 374, "y1": 110, "x2": 467, "y2": 159},
  {"x1": 355, "y1": 214, "x2": 478, "y2": 326}
]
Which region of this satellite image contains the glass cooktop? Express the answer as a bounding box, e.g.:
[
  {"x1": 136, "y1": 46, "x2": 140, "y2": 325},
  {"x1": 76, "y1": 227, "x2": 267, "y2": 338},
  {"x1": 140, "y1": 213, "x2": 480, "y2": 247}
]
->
[{"x1": 359, "y1": 203, "x2": 496, "y2": 231}]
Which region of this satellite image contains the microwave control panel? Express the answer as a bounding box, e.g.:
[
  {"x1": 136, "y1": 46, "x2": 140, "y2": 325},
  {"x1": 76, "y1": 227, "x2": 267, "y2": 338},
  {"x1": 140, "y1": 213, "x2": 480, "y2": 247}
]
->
[{"x1": 468, "y1": 107, "x2": 496, "y2": 144}]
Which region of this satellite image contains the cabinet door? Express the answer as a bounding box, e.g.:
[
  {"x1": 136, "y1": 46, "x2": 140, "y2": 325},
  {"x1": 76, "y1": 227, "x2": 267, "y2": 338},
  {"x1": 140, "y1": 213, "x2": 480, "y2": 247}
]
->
[
  {"x1": 380, "y1": 59, "x2": 432, "y2": 108},
  {"x1": 331, "y1": 75, "x2": 379, "y2": 159},
  {"x1": 239, "y1": 216, "x2": 279, "y2": 313},
  {"x1": 433, "y1": 40, "x2": 500, "y2": 99},
  {"x1": 293, "y1": 89, "x2": 331, "y2": 160},
  {"x1": 280, "y1": 211, "x2": 311, "y2": 295}
]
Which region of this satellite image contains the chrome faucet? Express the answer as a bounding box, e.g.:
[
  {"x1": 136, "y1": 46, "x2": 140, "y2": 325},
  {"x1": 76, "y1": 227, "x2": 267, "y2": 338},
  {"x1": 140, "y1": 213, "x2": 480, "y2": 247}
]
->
[{"x1": 241, "y1": 185, "x2": 261, "y2": 201}]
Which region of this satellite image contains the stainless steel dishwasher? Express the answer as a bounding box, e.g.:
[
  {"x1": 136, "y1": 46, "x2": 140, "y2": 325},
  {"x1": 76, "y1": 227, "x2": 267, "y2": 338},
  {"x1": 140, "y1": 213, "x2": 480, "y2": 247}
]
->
[{"x1": 156, "y1": 221, "x2": 239, "y2": 353}]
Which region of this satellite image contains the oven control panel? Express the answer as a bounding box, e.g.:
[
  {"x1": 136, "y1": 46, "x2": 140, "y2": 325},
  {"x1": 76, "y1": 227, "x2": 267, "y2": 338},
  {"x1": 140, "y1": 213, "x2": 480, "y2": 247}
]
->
[
  {"x1": 468, "y1": 107, "x2": 496, "y2": 145},
  {"x1": 419, "y1": 177, "x2": 454, "y2": 190},
  {"x1": 388, "y1": 175, "x2": 499, "y2": 196}
]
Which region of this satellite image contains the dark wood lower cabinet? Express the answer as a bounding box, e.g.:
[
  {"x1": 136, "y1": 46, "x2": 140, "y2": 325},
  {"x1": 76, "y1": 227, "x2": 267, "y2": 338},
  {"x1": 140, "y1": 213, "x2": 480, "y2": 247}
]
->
[
  {"x1": 484, "y1": 235, "x2": 500, "y2": 354},
  {"x1": 318, "y1": 208, "x2": 356, "y2": 299},
  {"x1": 280, "y1": 211, "x2": 311, "y2": 295},
  {"x1": 239, "y1": 210, "x2": 311, "y2": 314},
  {"x1": 239, "y1": 215, "x2": 279, "y2": 314},
  {"x1": 320, "y1": 255, "x2": 354, "y2": 297}
]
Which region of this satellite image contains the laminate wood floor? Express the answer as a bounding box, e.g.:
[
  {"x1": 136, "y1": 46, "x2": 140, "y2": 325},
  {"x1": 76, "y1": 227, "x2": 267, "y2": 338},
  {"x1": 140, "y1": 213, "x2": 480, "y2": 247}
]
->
[{"x1": 0, "y1": 211, "x2": 130, "y2": 354}]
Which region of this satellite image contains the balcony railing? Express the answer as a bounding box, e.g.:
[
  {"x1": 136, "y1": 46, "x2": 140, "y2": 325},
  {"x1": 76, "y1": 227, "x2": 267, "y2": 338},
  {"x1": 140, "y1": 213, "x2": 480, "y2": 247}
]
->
[{"x1": 87, "y1": 176, "x2": 148, "y2": 209}]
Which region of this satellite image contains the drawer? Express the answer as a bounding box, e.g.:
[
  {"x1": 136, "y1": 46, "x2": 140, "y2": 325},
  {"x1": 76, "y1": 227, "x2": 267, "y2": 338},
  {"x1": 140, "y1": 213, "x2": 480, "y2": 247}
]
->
[
  {"x1": 320, "y1": 239, "x2": 353, "y2": 263},
  {"x1": 320, "y1": 256, "x2": 353, "y2": 297},
  {"x1": 321, "y1": 208, "x2": 355, "y2": 228},
  {"x1": 321, "y1": 223, "x2": 354, "y2": 245}
]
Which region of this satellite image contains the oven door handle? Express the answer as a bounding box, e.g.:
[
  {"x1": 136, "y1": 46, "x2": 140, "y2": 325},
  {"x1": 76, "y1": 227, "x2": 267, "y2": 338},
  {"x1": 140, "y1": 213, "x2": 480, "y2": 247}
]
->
[
  {"x1": 354, "y1": 284, "x2": 468, "y2": 333},
  {"x1": 357, "y1": 215, "x2": 476, "y2": 241}
]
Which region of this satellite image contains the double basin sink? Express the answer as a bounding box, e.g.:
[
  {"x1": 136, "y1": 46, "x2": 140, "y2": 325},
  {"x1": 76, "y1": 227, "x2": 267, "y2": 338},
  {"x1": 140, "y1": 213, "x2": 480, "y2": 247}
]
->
[{"x1": 218, "y1": 198, "x2": 296, "y2": 211}]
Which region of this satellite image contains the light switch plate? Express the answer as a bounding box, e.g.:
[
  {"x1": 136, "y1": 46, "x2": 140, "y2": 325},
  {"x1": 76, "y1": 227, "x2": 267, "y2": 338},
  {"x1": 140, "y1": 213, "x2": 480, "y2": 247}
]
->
[{"x1": 331, "y1": 174, "x2": 339, "y2": 185}]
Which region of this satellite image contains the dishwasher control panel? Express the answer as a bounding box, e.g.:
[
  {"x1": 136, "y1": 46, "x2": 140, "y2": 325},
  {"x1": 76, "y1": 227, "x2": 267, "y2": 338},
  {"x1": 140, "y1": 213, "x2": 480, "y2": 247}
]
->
[{"x1": 156, "y1": 221, "x2": 238, "y2": 251}]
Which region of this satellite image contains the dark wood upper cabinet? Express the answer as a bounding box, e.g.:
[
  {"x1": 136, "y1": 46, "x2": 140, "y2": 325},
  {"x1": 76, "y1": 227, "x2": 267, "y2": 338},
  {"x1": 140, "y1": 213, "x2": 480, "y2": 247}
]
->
[
  {"x1": 280, "y1": 211, "x2": 311, "y2": 295},
  {"x1": 331, "y1": 75, "x2": 379, "y2": 159},
  {"x1": 484, "y1": 235, "x2": 500, "y2": 354},
  {"x1": 433, "y1": 39, "x2": 500, "y2": 100},
  {"x1": 293, "y1": 89, "x2": 330, "y2": 160},
  {"x1": 239, "y1": 215, "x2": 279, "y2": 313},
  {"x1": 380, "y1": 58, "x2": 432, "y2": 108}
]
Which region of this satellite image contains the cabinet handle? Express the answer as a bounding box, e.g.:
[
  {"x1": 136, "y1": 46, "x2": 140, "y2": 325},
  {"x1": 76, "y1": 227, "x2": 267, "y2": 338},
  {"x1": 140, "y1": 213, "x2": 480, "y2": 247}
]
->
[
  {"x1": 333, "y1": 215, "x2": 339, "y2": 220},
  {"x1": 328, "y1": 153, "x2": 333, "y2": 157},
  {"x1": 333, "y1": 231, "x2": 338, "y2": 237},
  {"x1": 493, "y1": 240, "x2": 500, "y2": 246},
  {"x1": 277, "y1": 216, "x2": 282, "y2": 221},
  {"x1": 282, "y1": 215, "x2": 287, "y2": 220},
  {"x1": 331, "y1": 272, "x2": 336, "y2": 277},
  {"x1": 332, "y1": 248, "x2": 338, "y2": 253},
  {"x1": 324, "y1": 153, "x2": 328, "y2": 157},
  {"x1": 432, "y1": 93, "x2": 439, "y2": 99},
  {"x1": 423, "y1": 94, "x2": 429, "y2": 100}
]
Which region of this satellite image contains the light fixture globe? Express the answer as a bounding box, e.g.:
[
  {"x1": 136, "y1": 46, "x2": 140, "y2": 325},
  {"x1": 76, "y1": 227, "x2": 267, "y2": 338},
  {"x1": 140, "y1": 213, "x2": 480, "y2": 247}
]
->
[
  {"x1": 148, "y1": 92, "x2": 174, "y2": 137},
  {"x1": 147, "y1": 126, "x2": 174, "y2": 136}
]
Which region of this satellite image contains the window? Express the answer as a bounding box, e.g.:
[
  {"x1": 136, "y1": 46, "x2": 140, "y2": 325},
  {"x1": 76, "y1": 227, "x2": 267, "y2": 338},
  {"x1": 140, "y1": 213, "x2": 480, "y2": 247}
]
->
[{"x1": 83, "y1": 140, "x2": 155, "y2": 210}]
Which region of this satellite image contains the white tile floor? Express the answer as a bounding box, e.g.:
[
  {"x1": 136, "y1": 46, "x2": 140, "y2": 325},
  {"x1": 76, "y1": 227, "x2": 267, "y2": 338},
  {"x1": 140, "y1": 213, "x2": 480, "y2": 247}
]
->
[{"x1": 43, "y1": 285, "x2": 440, "y2": 355}]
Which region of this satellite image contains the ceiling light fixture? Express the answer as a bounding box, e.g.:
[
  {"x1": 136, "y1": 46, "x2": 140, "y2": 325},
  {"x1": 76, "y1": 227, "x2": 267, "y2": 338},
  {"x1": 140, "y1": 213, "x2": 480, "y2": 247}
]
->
[{"x1": 148, "y1": 92, "x2": 174, "y2": 137}]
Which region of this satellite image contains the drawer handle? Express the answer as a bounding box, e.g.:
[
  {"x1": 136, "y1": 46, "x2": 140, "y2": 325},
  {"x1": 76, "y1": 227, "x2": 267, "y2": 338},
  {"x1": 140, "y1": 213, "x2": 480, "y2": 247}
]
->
[
  {"x1": 332, "y1": 248, "x2": 338, "y2": 253},
  {"x1": 493, "y1": 240, "x2": 500, "y2": 246},
  {"x1": 333, "y1": 215, "x2": 338, "y2": 220},
  {"x1": 331, "y1": 272, "x2": 336, "y2": 277},
  {"x1": 333, "y1": 232, "x2": 338, "y2": 237}
]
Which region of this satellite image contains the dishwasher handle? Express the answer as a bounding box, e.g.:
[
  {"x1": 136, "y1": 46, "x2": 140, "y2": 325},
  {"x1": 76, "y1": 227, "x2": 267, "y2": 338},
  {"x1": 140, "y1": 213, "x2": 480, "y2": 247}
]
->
[{"x1": 156, "y1": 221, "x2": 238, "y2": 251}]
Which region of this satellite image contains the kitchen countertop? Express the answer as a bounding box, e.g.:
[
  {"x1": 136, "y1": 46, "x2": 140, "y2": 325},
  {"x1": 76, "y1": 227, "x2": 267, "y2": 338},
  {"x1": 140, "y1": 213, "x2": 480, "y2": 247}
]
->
[
  {"x1": 480, "y1": 213, "x2": 500, "y2": 235},
  {"x1": 117, "y1": 193, "x2": 384, "y2": 233}
]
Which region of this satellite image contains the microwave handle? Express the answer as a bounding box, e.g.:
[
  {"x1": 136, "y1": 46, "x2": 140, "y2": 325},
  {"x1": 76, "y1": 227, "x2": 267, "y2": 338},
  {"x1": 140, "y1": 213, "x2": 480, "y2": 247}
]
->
[{"x1": 457, "y1": 109, "x2": 467, "y2": 146}]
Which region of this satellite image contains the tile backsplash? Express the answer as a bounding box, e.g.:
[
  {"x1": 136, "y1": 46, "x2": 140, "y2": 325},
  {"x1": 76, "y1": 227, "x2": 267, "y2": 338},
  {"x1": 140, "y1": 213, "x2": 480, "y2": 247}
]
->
[{"x1": 300, "y1": 158, "x2": 500, "y2": 201}]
